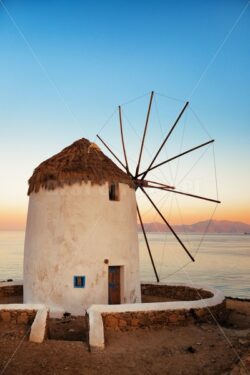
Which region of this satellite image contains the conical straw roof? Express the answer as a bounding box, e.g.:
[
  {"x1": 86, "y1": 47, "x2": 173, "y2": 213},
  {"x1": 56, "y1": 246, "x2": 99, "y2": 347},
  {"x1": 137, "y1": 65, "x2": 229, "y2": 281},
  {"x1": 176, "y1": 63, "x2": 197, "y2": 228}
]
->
[{"x1": 28, "y1": 138, "x2": 134, "y2": 195}]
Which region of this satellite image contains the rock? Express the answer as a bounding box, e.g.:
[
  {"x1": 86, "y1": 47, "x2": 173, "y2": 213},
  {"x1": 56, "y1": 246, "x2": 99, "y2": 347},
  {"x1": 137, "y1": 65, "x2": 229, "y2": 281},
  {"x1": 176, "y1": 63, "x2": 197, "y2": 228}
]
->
[
  {"x1": 238, "y1": 339, "x2": 249, "y2": 347},
  {"x1": 1, "y1": 311, "x2": 11, "y2": 322},
  {"x1": 118, "y1": 319, "x2": 127, "y2": 328},
  {"x1": 245, "y1": 356, "x2": 250, "y2": 367},
  {"x1": 17, "y1": 312, "x2": 29, "y2": 324},
  {"x1": 231, "y1": 364, "x2": 249, "y2": 375},
  {"x1": 186, "y1": 346, "x2": 196, "y2": 353},
  {"x1": 195, "y1": 309, "x2": 206, "y2": 318},
  {"x1": 230, "y1": 367, "x2": 239, "y2": 375},
  {"x1": 104, "y1": 315, "x2": 118, "y2": 328},
  {"x1": 131, "y1": 318, "x2": 140, "y2": 327},
  {"x1": 169, "y1": 314, "x2": 178, "y2": 323}
]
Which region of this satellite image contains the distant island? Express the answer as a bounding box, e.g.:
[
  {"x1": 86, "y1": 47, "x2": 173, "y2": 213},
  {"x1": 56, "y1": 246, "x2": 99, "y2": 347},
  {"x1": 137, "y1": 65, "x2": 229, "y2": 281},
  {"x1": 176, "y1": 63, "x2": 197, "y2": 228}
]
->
[{"x1": 138, "y1": 220, "x2": 250, "y2": 234}]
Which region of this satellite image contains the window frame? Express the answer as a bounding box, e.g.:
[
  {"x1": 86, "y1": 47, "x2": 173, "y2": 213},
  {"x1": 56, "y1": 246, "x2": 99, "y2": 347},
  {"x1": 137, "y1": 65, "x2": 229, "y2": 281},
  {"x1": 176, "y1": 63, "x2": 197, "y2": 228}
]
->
[
  {"x1": 73, "y1": 275, "x2": 86, "y2": 288},
  {"x1": 109, "y1": 182, "x2": 120, "y2": 201}
]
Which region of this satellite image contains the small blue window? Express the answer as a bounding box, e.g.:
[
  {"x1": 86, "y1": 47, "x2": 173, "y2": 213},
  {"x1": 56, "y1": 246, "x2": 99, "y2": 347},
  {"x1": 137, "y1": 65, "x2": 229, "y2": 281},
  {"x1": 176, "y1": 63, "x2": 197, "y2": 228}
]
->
[{"x1": 74, "y1": 276, "x2": 85, "y2": 288}]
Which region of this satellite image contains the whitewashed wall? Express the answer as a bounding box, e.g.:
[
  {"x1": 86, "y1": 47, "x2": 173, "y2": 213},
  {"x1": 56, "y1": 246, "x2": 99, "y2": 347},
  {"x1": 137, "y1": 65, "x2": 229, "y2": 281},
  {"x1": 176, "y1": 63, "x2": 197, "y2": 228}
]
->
[{"x1": 23, "y1": 182, "x2": 141, "y2": 315}]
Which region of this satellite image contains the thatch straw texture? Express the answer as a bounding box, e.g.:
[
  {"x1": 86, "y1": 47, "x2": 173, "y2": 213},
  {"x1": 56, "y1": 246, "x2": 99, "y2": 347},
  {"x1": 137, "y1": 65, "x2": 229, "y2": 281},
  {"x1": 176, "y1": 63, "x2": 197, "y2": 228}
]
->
[{"x1": 28, "y1": 138, "x2": 134, "y2": 195}]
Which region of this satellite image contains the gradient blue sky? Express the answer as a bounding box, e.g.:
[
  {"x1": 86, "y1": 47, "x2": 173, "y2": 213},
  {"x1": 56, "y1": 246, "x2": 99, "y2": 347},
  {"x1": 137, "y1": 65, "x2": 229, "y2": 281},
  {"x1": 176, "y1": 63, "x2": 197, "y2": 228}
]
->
[{"x1": 0, "y1": 0, "x2": 249, "y2": 229}]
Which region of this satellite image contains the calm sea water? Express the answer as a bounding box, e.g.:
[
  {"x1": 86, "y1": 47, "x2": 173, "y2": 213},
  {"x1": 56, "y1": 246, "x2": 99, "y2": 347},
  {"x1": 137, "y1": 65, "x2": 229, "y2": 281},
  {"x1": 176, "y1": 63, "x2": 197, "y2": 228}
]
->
[{"x1": 0, "y1": 231, "x2": 249, "y2": 298}]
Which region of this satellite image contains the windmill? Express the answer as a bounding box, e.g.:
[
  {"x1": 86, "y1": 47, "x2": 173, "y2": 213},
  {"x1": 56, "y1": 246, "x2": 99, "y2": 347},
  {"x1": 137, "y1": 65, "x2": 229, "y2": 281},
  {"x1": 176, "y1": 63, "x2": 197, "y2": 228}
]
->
[{"x1": 97, "y1": 91, "x2": 221, "y2": 282}]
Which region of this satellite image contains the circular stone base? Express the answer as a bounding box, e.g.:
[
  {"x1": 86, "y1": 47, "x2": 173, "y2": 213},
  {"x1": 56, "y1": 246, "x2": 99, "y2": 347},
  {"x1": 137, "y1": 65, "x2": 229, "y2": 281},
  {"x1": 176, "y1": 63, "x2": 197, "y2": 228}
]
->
[
  {"x1": 141, "y1": 282, "x2": 213, "y2": 303},
  {"x1": 100, "y1": 282, "x2": 227, "y2": 332}
]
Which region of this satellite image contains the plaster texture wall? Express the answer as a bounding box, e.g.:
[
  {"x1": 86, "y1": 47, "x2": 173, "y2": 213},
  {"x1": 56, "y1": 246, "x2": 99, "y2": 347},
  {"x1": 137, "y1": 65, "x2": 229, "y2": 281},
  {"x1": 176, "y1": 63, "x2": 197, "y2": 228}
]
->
[{"x1": 23, "y1": 182, "x2": 141, "y2": 315}]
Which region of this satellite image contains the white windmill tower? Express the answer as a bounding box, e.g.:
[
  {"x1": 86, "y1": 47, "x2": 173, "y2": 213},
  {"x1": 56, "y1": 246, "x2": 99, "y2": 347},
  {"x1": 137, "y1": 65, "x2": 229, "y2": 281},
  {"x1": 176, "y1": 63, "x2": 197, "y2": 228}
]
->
[{"x1": 23, "y1": 139, "x2": 141, "y2": 315}]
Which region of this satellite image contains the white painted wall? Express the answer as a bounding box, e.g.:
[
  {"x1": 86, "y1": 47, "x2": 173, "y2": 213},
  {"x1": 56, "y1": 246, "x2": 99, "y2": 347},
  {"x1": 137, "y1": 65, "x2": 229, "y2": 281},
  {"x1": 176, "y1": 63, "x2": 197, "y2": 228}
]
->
[{"x1": 23, "y1": 182, "x2": 141, "y2": 315}]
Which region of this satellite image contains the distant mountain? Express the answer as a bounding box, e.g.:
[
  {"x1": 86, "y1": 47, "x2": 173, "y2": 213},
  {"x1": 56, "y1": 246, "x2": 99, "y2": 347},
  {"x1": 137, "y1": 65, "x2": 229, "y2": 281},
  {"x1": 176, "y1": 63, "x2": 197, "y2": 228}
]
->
[{"x1": 138, "y1": 220, "x2": 250, "y2": 234}]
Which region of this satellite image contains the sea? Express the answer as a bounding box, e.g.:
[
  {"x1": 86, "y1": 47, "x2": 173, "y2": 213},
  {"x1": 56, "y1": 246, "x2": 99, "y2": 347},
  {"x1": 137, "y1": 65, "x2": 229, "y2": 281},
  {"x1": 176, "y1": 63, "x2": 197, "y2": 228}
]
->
[{"x1": 0, "y1": 231, "x2": 249, "y2": 299}]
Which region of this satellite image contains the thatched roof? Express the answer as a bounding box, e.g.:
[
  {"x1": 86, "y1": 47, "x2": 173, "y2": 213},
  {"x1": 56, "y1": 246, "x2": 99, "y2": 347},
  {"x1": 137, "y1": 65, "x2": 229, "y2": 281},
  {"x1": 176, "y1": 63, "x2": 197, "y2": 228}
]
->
[{"x1": 28, "y1": 138, "x2": 134, "y2": 195}]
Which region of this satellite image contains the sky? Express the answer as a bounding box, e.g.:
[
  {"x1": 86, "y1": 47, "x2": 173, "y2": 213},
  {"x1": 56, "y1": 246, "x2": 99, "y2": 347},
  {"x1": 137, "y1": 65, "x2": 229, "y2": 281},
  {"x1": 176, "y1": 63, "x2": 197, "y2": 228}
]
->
[{"x1": 0, "y1": 0, "x2": 249, "y2": 230}]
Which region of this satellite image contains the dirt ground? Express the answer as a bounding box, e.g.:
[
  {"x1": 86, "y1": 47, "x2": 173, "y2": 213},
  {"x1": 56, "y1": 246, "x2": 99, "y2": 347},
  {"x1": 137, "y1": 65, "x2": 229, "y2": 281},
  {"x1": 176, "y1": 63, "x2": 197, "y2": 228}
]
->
[
  {"x1": 49, "y1": 315, "x2": 88, "y2": 341},
  {"x1": 0, "y1": 299, "x2": 249, "y2": 375}
]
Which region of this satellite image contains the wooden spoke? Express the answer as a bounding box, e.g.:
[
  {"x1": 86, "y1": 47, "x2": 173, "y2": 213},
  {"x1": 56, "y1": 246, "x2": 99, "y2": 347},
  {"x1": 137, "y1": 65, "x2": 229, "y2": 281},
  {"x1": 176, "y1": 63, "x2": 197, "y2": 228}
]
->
[
  {"x1": 140, "y1": 101, "x2": 189, "y2": 181},
  {"x1": 145, "y1": 180, "x2": 175, "y2": 189},
  {"x1": 119, "y1": 106, "x2": 130, "y2": 173},
  {"x1": 137, "y1": 204, "x2": 160, "y2": 282},
  {"x1": 146, "y1": 185, "x2": 221, "y2": 204},
  {"x1": 97, "y1": 134, "x2": 127, "y2": 171},
  {"x1": 140, "y1": 186, "x2": 195, "y2": 262},
  {"x1": 135, "y1": 91, "x2": 154, "y2": 177},
  {"x1": 137, "y1": 139, "x2": 214, "y2": 177}
]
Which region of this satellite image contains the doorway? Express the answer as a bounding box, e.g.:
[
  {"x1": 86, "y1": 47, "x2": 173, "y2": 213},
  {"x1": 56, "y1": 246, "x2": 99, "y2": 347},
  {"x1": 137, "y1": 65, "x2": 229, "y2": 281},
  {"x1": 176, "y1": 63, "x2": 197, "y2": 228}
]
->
[{"x1": 108, "y1": 266, "x2": 121, "y2": 304}]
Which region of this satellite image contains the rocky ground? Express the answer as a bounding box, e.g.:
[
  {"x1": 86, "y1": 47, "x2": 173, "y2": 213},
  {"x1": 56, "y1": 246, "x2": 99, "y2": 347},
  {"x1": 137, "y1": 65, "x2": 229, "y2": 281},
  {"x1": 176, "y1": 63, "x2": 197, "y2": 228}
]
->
[{"x1": 0, "y1": 299, "x2": 249, "y2": 375}]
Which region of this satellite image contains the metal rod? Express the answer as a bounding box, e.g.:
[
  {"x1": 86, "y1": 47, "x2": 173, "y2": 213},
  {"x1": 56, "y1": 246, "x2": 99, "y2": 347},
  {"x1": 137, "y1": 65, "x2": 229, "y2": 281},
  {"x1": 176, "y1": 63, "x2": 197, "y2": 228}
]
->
[
  {"x1": 140, "y1": 101, "x2": 189, "y2": 181},
  {"x1": 140, "y1": 186, "x2": 195, "y2": 262},
  {"x1": 146, "y1": 185, "x2": 221, "y2": 203},
  {"x1": 135, "y1": 91, "x2": 154, "y2": 177},
  {"x1": 137, "y1": 204, "x2": 160, "y2": 282},
  {"x1": 119, "y1": 105, "x2": 130, "y2": 173},
  {"x1": 138, "y1": 139, "x2": 214, "y2": 177}
]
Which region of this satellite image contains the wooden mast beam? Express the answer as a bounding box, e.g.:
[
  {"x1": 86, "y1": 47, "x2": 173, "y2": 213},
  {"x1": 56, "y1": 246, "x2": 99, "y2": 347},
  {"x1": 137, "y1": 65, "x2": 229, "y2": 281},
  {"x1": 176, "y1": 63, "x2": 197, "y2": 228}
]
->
[
  {"x1": 137, "y1": 204, "x2": 160, "y2": 282},
  {"x1": 144, "y1": 180, "x2": 175, "y2": 189},
  {"x1": 146, "y1": 185, "x2": 221, "y2": 204},
  {"x1": 119, "y1": 105, "x2": 130, "y2": 173},
  {"x1": 140, "y1": 186, "x2": 195, "y2": 262},
  {"x1": 140, "y1": 101, "x2": 189, "y2": 181},
  {"x1": 138, "y1": 139, "x2": 214, "y2": 177},
  {"x1": 135, "y1": 91, "x2": 154, "y2": 177},
  {"x1": 97, "y1": 134, "x2": 127, "y2": 172}
]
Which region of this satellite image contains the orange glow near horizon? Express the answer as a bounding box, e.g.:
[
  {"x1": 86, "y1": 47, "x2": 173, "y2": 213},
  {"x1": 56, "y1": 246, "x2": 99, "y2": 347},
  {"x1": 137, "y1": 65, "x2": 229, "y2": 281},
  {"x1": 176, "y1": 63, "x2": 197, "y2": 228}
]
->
[
  {"x1": 0, "y1": 203, "x2": 249, "y2": 231},
  {"x1": 0, "y1": 208, "x2": 27, "y2": 231},
  {"x1": 142, "y1": 206, "x2": 250, "y2": 225}
]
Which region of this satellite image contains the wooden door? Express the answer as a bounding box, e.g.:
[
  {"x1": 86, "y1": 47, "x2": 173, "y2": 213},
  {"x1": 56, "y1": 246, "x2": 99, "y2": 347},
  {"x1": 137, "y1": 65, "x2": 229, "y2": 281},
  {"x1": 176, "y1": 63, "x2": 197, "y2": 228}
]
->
[{"x1": 108, "y1": 266, "x2": 121, "y2": 304}]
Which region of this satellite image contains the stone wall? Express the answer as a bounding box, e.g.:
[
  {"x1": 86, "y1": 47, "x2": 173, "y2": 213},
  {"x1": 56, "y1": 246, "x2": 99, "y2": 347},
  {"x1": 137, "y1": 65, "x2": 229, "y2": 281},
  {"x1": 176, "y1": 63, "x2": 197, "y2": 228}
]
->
[
  {"x1": 102, "y1": 300, "x2": 227, "y2": 331},
  {"x1": 0, "y1": 282, "x2": 53, "y2": 343},
  {"x1": 0, "y1": 284, "x2": 23, "y2": 298},
  {"x1": 0, "y1": 308, "x2": 36, "y2": 325},
  {"x1": 88, "y1": 283, "x2": 226, "y2": 350},
  {"x1": 0, "y1": 305, "x2": 49, "y2": 343},
  {"x1": 141, "y1": 283, "x2": 213, "y2": 301}
]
